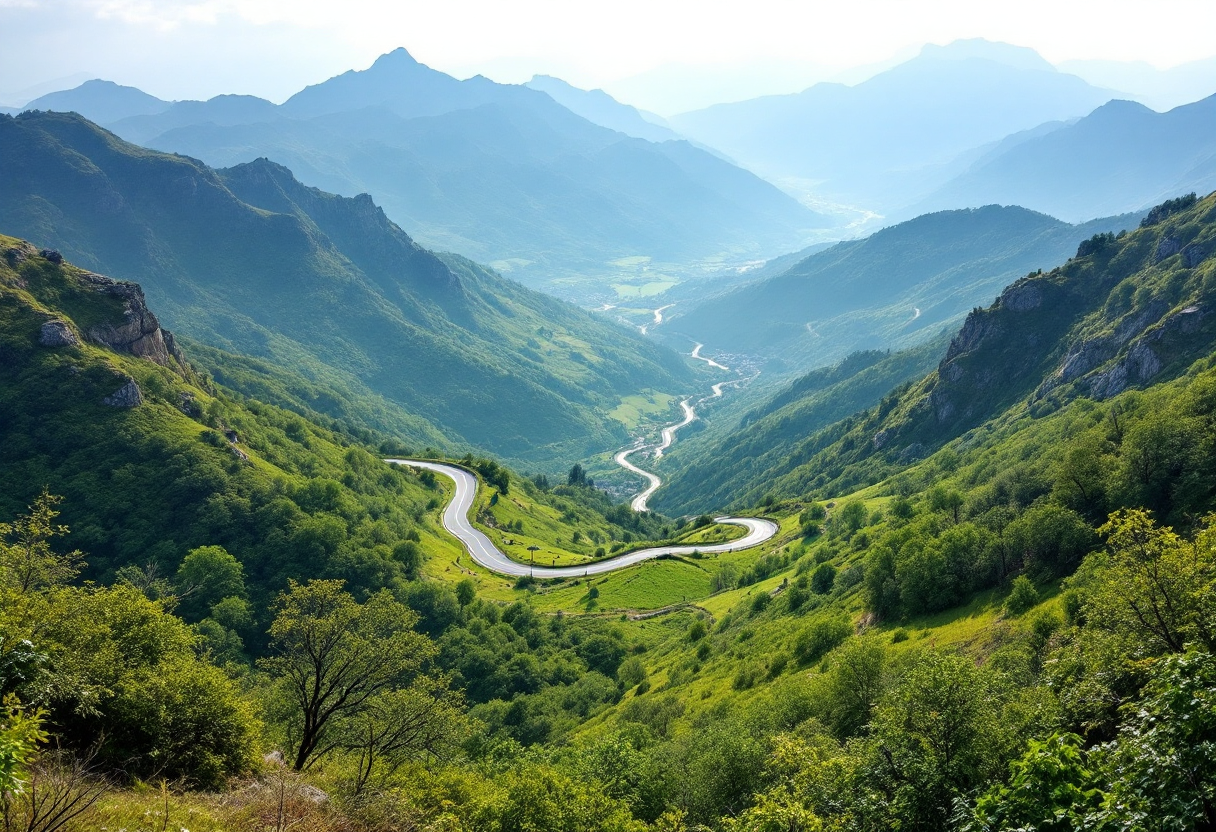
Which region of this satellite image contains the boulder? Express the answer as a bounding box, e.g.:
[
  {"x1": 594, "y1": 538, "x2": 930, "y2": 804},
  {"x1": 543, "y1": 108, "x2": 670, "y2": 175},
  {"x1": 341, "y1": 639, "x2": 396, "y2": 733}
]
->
[
  {"x1": 102, "y1": 378, "x2": 143, "y2": 408},
  {"x1": 39, "y1": 319, "x2": 79, "y2": 347}
]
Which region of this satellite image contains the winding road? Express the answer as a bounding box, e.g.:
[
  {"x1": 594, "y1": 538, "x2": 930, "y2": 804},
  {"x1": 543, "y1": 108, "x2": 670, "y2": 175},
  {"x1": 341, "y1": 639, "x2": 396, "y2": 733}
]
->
[{"x1": 385, "y1": 459, "x2": 779, "y2": 578}]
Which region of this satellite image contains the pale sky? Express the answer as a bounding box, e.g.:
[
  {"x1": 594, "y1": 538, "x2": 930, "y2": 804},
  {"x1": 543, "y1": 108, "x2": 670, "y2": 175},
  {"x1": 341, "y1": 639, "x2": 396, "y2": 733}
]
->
[{"x1": 3, "y1": 0, "x2": 1215, "y2": 111}]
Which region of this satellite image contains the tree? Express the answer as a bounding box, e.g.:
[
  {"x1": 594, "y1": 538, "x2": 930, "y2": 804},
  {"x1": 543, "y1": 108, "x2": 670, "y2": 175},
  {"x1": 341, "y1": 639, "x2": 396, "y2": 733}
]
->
[
  {"x1": 837, "y1": 501, "x2": 868, "y2": 536},
  {"x1": 821, "y1": 636, "x2": 887, "y2": 738},
  {"x1": 928, "y1": 487, "x2": 964, "y2": 524},
  {"x1": 866, "y1": 651, "x2": 1012, "y2": 830},
  {"x1": 0, "y1": 695, "x2": 45, "y2": 799},
  {"x1": 340, "y1": 678, "x2": 466, "y2": 795},
  {"x1": 963, "y1": 733, "x2": 1105, "y2": 832},
  {"x1": 800, "y1": 503, "x2": 827, "y2": 536},
  {"x1": 175, "y1": 545, "x2": 246, "y2": 621},
  {"x1": 1005, "y1": 575, "x2": 1038, "y2": 616},
  {"x1": 810, "y1": 564, "x2": 836, "y2": 595},
  {"x1": 0, "y1": 492, "x2": 81, "y2": 595},
  {"x1": 260, "y1": 580, "x2": 439, "y2": 770},
  {"x1": 1088, "y1": 510, "x2": 1216, "y2": 654}
]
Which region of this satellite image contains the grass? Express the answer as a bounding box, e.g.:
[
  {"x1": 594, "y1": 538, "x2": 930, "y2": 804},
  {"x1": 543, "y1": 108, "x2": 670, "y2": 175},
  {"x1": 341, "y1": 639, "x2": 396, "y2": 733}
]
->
[
  {"x1": 531, "y1": 558, "x2": 714, "y2": 613},
  {"x1": 609, "y1": 391, "x2": 678, "y2": 430}
]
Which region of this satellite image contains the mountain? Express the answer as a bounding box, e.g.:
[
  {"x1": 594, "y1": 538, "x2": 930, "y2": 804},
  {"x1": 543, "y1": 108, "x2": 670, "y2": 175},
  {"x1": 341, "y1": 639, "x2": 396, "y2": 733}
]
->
[
  {"x1": 22, "y1": 79, "x2": 171, "y2": 123},
  {"x1": 667, "y1": 205, "x2": 1140, "y2": 371},
  {"x1": 0, "y1": 110, "x2": 696, "y2": 465},
  {"x1": 78, "y1": 49, "x2": 828, "y2": 295},
  {"x1": 1059, "y1": 55, "x2": 1216, "y2": 112},
  {"x1": 661, "y1": 192, "x2": 1216, "y2": 508},
  {"x1": 525, "y1": 75, "x2": 680, "y2": 143},
  {"x1": 670, "y1": 39, "x2": 1116, "y2": 211},
  {"x1": 108, "y1": 94, "x2": 280, "y2": 144},
  {"x1": 911, "y1": 95, "x2": 1216, "y2": 222}
]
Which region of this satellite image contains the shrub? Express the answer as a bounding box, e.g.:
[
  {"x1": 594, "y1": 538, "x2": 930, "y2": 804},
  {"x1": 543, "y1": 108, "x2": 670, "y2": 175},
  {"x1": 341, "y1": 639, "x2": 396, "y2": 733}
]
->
[
  {"x1": 1005, "y1": 575, "x2": 1038, "y2": 616},
  {"x1": 794, "y1": 618, "x2": 852, "y2": 666}
]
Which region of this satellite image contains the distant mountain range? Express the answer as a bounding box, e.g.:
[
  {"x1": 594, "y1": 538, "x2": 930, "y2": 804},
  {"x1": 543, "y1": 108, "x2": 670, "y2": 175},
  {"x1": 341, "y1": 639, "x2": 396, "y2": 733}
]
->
[
  {"x1": 670, "y1": 40, "x2": 1118, "y2": 211},
  {"x1": 13, "y1": 49, "x2": 829, "y2": 294},
  {"x1": 666, "y1": 205, "x2": 1141, "y2": 372},
  {"x1": 0, "y1": 110, "x2": 696, "y2": 465},
  {"x1": 908, "y1": 95, "x2": 1216, "y2": 222},
  {"x1": 523, "y1": 75, "x2": 679, "y2": 143}
]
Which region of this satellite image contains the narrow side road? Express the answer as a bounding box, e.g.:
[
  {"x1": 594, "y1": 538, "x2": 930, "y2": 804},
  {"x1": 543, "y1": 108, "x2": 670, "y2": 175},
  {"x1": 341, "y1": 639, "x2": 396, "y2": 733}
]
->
[{"x1": 385, "y1": 459, "x2": 779, "y2": 578}]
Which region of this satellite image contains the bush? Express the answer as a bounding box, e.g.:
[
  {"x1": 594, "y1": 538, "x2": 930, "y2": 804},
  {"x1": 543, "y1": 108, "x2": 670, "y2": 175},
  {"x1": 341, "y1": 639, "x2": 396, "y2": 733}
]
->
[
  {"x1": 811, "y1": 563, "x2": 837, "y2": 594},
  {"x1": 793, "y1": 618, "x2": 852, "y2": 666},
  {"x1": 1005, "y1": 575, "x2": 1038, "y2": 616}
]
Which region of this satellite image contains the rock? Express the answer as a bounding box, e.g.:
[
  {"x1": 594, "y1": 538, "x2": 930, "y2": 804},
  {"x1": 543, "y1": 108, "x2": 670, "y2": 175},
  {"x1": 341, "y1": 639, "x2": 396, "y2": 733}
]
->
[
  {"x1": 224, "y1": 429, "x2": 239, "y2": 444},
  {"x1": 873, "y1": 429, "x2": 891, "y2": 450},
  {"x1": 102, "y1": 378, "x2": 143, "y2": 408},
  {"x1": 1155, "y1": 236, "x2": 1182, "y2": 263},
  {"x1": 179, "y1": 392, "x2": 202, "y2": 418},
  {"x1": 1183, "y1": 243, "x2": 1209, "y2": 269},
  {"x1": 80, "y1": 272, "x2": 181, "y2": 367},
  {"x1": 39, "y1": 319, "x2": 79, "y2": 347},
  {"x1": 39, "y1": 249, "x2": 63, "y2": 264},
  {"x1": 1000, "y1": 282, "x2": 1042, "y2": 312},
  {"x1": 4, "y1": 242, "x2": 35, "y2": 268},
  {"x1": 942, "y1": 309, "x2": 1001, "y2": 364}
]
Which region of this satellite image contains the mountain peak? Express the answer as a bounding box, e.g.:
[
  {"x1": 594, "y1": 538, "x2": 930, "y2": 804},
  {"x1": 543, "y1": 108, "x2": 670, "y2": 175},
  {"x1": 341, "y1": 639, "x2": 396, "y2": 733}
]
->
[
  {"x1": 919, "y1": 38, "x2": 1056, "y2": 73},
  {"x1": 370, "y1": 47, "x2": 422, "y2": 70}
]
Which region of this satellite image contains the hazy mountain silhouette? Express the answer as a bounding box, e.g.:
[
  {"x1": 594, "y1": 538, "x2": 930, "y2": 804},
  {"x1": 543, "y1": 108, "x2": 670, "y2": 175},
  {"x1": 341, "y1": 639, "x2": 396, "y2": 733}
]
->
[
  {"x1": 669, "y1": 205, "x2": 1140, "y2": 370},
  {"x1": 1060, "y1": 55, "x2": 1216, "y2": 112},
  {"x1": 104, "y1": 49, "x2": 828, "y2": 286},
  {"x1": 525, "y1": 75, "x2": 679, "y2": 142},
  {"x1": 23, "y1": 79, "x2": 171, "y2": 123},
  {"x1": 912, "y1": 95, "x2": 1216, "y2": 221},
  {"x1": 671, "y1": 39, "x2": 1117, "y2": 211}
]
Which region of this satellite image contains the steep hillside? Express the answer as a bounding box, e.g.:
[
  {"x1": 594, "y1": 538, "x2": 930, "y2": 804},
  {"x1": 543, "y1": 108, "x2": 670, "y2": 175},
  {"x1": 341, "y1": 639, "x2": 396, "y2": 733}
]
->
[
  {"x1": 49, "y1": 49, "x2": 829, "y2": 294},
  {"x1": 655, "y1": 338, "x2": 948, "y2": 514},
  {"x1": 671, "y1": 39, "x2": 1115, "y2": 211},
  {"x1": 689, "y1": 192, "x2": 1216, "y2": 505},
  {"x1": 0, "y1": 111, "x2": 695, "y2": 465},
  {"x1": 670, "y1": 205, "x2": 1139, "y2": 370},
  {"x1": 913, "y1": 94, "x2": 1216, "y2": 222},
  {"x1": 0, "y1": 234, "x2": 453, "y2": 600}
]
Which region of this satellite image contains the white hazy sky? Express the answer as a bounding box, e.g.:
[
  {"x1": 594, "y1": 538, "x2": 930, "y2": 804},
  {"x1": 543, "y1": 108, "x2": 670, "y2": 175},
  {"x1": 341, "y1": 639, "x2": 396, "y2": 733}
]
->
[{"x1": 2, "y1": 0, "x2": 1215, "y2": 111}]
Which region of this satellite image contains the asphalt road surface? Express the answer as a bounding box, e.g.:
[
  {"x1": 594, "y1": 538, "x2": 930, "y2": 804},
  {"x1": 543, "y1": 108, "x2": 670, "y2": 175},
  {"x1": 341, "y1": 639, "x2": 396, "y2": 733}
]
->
[{"x1": 385, "y1": 459, "x2": 779, "y2": 578}]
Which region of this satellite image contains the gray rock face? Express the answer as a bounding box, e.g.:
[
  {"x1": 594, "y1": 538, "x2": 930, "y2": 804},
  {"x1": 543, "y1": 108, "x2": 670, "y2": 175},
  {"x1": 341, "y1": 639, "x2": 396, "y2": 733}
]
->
[
  {"x1": 1183, "y1": 243, "x2": 1210, "y2": 269},
  {"x1": 79, "y1": 272, "x2": 183, "y2": 367},
  {"x1": 103, "y1": 378, "x2": 143, "y2": 408},
  {"x1": 1155, "y1": 236, "x2": 1182, "y2": 263},
  {"x1": 39, "y1": 319, "x2": 79, "y2": 347},
  {"x1": 1000, "y1": 282, "x2": 1043, "y2": 312}
]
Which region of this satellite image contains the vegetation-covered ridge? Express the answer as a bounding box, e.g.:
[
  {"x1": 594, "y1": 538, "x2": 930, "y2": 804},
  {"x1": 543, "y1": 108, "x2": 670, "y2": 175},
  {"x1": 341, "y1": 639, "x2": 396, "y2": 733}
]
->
[
  {"x1": 0, "y1": 110, "x2": 697, "y2": 466},
  {"x1": 677, "y1": 190, "x2": 1216, "y2": 507}
]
